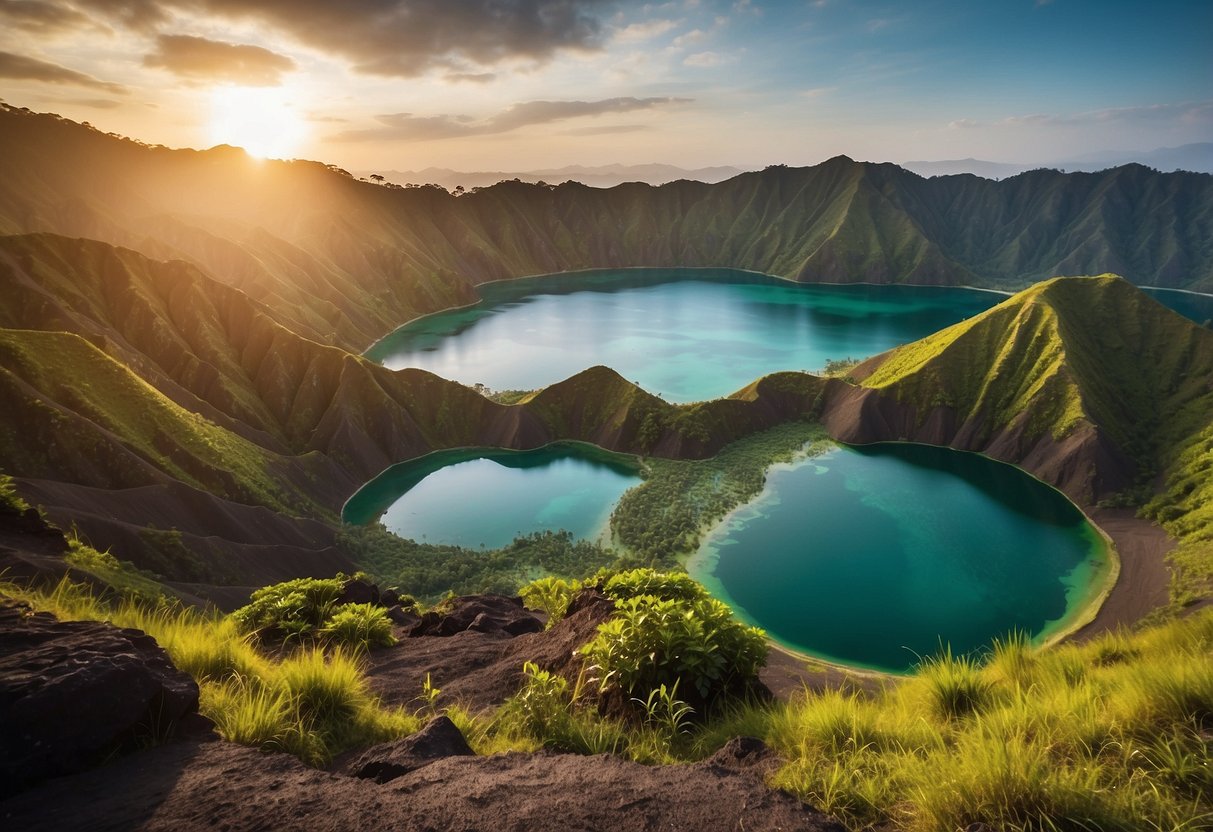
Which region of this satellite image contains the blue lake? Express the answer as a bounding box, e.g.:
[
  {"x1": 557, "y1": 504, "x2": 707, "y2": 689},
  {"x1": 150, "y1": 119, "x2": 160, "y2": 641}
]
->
[{"x1": 367, "y1": 269, "x2": 1003, "y2": 402}]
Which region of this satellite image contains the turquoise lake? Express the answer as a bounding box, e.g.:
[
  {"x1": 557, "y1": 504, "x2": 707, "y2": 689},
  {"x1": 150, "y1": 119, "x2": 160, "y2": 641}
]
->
[
  {"x1": 689, "y1": 443, "x2": 1109, "y2": 672},
  {"x1": 343, "y1": 445, "x2": 642, "y2": 549},
  {"x1": 367, "y1": 269, "x2": 1004, "y2": 402}
]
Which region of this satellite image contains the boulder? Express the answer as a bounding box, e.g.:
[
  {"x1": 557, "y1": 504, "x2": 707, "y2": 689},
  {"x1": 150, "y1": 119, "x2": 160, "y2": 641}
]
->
[
  {"x1": 336, "y1": 578, "x2": 378, "y2": 606},
  {"x1": 346, "y1": 715, "x2": 474, "y2": 783},
  {"x1": 404, "y1": 595, "x2": 544, "y2": 638},
  {"x1": 0, "y1": 601, "x2": 202, "y2": 797}
]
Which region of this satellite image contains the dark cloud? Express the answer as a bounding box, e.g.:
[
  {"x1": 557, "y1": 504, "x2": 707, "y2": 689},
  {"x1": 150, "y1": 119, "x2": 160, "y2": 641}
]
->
[
  {"x1": 0, "y1": 1, "x2": 93, "y2": 33},
  {"x1": 332, "y1": 96, "x2": 690, "y2": 142},
  {"x1": 72, "y1": 0, "x2": 622, "y2": 77},
  {"x1": 143, "y1": 34, "x2": 297, "y2": 85},
  {"x1": 0, "y1": 51, "x2": 128, "y2": 94}
]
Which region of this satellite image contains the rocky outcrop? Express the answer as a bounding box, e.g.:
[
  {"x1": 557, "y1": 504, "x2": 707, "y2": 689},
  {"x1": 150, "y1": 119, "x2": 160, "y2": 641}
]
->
[
  {"x1": 346, "y1": 715, "x2": 473, "y2": 783},
  {"x1": 0, "y1": 602, "x2": 204, "y2": 797},
  {"x1": 403, "y1": 594, "x2": 545, "y2": 638},
  {"x1": 0, "y1": 736, "x2": 847, "y2": 832}
]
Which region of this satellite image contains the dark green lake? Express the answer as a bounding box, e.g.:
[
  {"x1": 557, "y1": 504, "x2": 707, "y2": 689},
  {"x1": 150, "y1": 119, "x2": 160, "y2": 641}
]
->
[
  {"x1": 342, "y1": 444, "x2": 642, "y2": 549},
  {"x1": 367, "y1": 269, "x2": 1004, "y2": 402},
  {"x1": 689, "y1": 443, "x2": 1110, "y2": 673}
]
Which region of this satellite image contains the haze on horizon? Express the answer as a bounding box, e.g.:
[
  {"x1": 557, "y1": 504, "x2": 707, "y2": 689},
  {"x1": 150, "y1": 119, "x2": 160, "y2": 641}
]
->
[{"x1": 0, "y1": 0, "x2": 1209, "y2": 172}]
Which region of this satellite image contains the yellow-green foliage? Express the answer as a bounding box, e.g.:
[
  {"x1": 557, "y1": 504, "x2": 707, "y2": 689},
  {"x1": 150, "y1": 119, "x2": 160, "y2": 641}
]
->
[
  {"x1": 62, "y1": 530, "x2": 167, "y2": 602},
  {"x1": 765, "y1": 612, "x2": 1213, "y2": 830},
  {"x1": 1145, "y1": 422, "x2": 1213, "y2": 607},
  {"x1": 861, "y1": 281, "x2": 1089, "y2": 440},
  {"x1": 230, "y1": 575, "x2": 395, "y2": 650},
  {"x1": 861, "y1": 276, "x2": 1213, "y2": 465},
  {"x1": 2, "y1": 578, "x2": 416, "y2": 765},
  {"x1": 0, "y1": 472, "x2": 29, "y2": 512}
]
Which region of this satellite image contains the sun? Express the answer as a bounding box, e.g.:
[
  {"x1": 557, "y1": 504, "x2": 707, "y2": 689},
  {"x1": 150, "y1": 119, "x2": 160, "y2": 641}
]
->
[{"x1": 208, "y1": 86, "x2": 306, "y2": 159}]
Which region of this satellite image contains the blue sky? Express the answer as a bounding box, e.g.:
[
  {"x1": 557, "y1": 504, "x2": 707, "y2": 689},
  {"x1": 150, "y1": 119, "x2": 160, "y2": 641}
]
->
[{"x1": 0, "y1": 0, "x2": 1209, "y2": 169}]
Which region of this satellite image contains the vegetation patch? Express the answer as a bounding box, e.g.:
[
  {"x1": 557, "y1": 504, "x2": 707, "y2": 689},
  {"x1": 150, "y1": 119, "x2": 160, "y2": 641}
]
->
[
  {"x1": 339, "y1": 526, "x2": 623, "y2": 602},
  {"x1": 231, "y1": 575, "x2": 397, "y2": 650},
  {"x1": 610, "y1": 421, "x2": 831, "y2": 565}
]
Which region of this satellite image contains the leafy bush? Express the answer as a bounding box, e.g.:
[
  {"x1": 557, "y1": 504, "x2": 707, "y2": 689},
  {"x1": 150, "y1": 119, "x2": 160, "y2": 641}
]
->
[
  {"x1": 602, "y1": 568, "x2": 705, "y2": 603},
  {"x1": 231, "y1": 575, "x2": 347, "y2": 641},
  {"x1": 582, "y1": 593, "x2": 767, "y2": 702},
  {"x1": 319, "y1": 603, "x2": 396, "y2": 649},
  {"x1": 520, "y1": 576, "x2": 581, "y2": 624}
]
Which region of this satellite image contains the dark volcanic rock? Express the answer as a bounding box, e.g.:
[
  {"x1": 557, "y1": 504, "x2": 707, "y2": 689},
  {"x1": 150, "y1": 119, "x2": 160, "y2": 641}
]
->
[
  {"x1": 703, "y1": 736, "x2": 779, "y2": 773},
  {"x1": 369, "y1": 589, "x2": 614, "y2": 711},
  {"x1": 346, "y1": 715, "x2": 473, "y2": 783},
  {"x1": 0, "y1": 602, "x2": 201, "y2": 797},
  {"x1": 335, "y1": 578, "x2": 378, "y2": 606},
  {"x1": 404, "y1": 594, "x2": 544, "y2": 638},
  {"x1": 0, "y1": 738, "x2": 847, "y2": 832}
]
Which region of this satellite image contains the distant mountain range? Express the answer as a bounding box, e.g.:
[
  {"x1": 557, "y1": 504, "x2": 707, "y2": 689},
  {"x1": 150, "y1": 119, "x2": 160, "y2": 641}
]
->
[
  {"x1": 358, "y1": 144, "x2": 1212, "y2": 190},
  {"x1": 2, "y1": 103, "x2": 1211, "y2": 365},
  {"x1": 356, "y1": 163, "x2": 746, "y2": 190},
  {"x1": 902, "y1": 143, "x2": 1213, "y2": 179}
]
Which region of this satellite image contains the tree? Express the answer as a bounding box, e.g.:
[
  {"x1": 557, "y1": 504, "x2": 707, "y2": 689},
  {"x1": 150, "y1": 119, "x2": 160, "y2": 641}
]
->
[{"x1": 369, "y1": 173, "x2": 385, "y2": 184}]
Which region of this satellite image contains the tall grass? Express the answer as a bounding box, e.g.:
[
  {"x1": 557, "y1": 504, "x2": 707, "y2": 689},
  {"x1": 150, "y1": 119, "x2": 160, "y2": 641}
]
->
[
  {"x1": 4, "y1": 575, "x2": 1211, "y2": 827},
  {"x1": 3, "y1": 577, "x2": 416, "y2": 765}
]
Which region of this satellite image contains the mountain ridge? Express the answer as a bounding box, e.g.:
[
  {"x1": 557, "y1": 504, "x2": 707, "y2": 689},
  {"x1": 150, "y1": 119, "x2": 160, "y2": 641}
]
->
[{"x1": 2, "y1": 104, "x2": 1210, "y2": 358}]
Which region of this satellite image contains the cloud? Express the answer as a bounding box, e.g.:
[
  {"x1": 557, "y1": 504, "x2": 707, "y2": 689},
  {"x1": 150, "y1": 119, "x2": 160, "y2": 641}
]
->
[
  {"x1": 143, "y1": 35, "x2": 297, "y2": 85},
  {"x1": 0, "y1": 0, "x2": 93, "y2": 33},
  {"x1": 445, "y1": 71, "x2": 497, "y2": 84},
  {"x1": 332, "y1": 96, "x2": 690, "y2": 142},
  {"x1": 683, "y1": 51, "x2": 723, "y2": 67},
  {"x1": 949, "y1": 100, "x2": 1213, "y2": 130},
  {"x1": 75, "y1": 0, "x2": 617, "y2": 77},
  {"x1": 67, "y1": 97, "x2": 125, "y2": 109},
  {"x1": 559, "y1": 123, "x2": 648, "y2": 135},
  {"x1": 74, "y1": 0, "x2": 167, "y2": 30},
  {"x1": 671, "y1": 28, "x2": 707, "y2": 48},
  {"x1": 0, "y1": 51, "x2": 127, "y2": 94},
  {"x1": 615, "y1": 19, "x2": 678, "y2": 43},
  {"x1": 801, "y1": 86, "x2": 836, "y2": 99}
]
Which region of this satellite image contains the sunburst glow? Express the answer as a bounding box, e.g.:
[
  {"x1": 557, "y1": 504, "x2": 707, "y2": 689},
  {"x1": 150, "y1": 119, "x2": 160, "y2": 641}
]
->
[{"x1": 208, "y1": 86, "x2": 305, "y2": 159}]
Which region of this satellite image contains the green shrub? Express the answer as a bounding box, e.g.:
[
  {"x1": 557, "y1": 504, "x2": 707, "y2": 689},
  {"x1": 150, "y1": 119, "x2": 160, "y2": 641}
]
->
[
  {"x1": 520, "y1": 576, "x2": 581, "y2": 624},
  {"x1": 601, "y1": 568, "x2": 706, "y2": 603},
  {"x1": 582, "y1": 593, "x2": 767, "y2": 702},
  {"x1": 509, "y1": 661, "x2": 572, "y2": 737},
  {"x1": 230, "y1": 575, "x2": 349, "y2": 641},
  {"x1": 319, "y1": 603, "x2": 396, "y2": 649}
]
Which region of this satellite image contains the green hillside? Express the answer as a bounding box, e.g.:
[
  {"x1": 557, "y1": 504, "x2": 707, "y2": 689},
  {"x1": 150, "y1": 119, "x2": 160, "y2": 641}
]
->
[{"x1": 857, "y1": 275, "x2": 1213, "y2": 496}]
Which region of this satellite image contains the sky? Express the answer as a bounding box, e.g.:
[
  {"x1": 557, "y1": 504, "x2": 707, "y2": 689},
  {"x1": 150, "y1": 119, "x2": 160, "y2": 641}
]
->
[{"x1": 0, "y1": 0, "x2": 1210, "y2": 171}]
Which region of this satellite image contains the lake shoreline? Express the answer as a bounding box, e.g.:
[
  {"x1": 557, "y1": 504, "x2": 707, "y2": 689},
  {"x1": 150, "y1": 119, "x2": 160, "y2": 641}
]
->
[{"x1": 681, "y1": 440, "x2": 1158, "y2": 681}]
